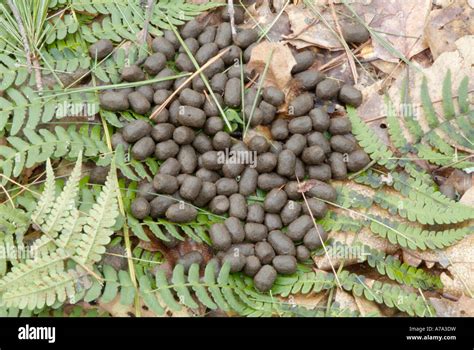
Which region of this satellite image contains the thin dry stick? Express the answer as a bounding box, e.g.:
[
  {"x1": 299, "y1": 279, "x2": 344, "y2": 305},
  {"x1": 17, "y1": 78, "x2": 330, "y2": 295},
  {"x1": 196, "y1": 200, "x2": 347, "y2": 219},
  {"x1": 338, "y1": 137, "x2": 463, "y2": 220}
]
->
[
  {"x1": 227, "y1": 0, "x2": 237, "y2": 37},
  {"x1": 141, "y1": 0, "x2": 155, "y2": 43},
  {"x1": 0, "y1": 183, "x2": 14, "y2": 207},
  {"x1": 319, "y1": 40, "x2": 369, "y2": 72},
  {"x1": 149, "y1": 47, "x2": 230, "y2": 121},
  {"x1": 329, "y1": 0, "x2": 358, "y2": 83}
]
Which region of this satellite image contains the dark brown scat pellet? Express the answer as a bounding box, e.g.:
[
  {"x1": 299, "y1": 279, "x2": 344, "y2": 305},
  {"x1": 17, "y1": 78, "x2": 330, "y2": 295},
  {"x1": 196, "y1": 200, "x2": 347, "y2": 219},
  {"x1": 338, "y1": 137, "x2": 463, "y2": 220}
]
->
[
  {"x1": 210, "y1": 223, "x2": 232, "y2": 251},
  {"x1": 316, "y1": 79, "x2": 340, "y2": 100},
  {"x1": 257, "y1": 173, "x2": 286, "y2": 191},
  {"x1": 131, "y1": 136, "x2": 155, "y2": 161},
  {"x1": 122, "y1": 120, "x2": 152, "y2": 143},
  {"x1": 137, "y1": 182, "x2": 155, "y2": 201},
  {"x1": 307, "y1": 180, "x2": 337, "y2": 203},
  {"x1": 100, "y1": 91, "x2": 129, "y2": 112},
  {"x1": 209, "y1": 195, "x2": 230, "y2": 215},
  {"x1": 255, "y1": 242, "x2": 275, "y2": 265},
  {"x1": 155, "y1": 140, "x2": 180, "y2": 160},
  {"x1": 130, "y1": 197, "x2": 151, "y2": 220},
  {"x1": 272, "y1": 255, "x2": 297, "y2": 274},
  {"x1": 288, "y1": 93, "x2": 313, "y2": 117},
  {"x1": 224, "y1": 217, "x2": 245, "y2": 243},
  {"x1": 121, "y1": 65, "x2": 145, "y2": 82},
  {"x1": 151, "y1": 37, "x2": 175, "y2": 60},
  {"x1": 347, "y1": 150, "x2": 370, "y2": 172},
  {"x1": 264, "y1": 188, "x2": 288, "y2": 214},
  {"x1": 302, "y1": 197, "x2": 328, "y2": 219},
  {"x1": 304, "y1": 225, "x2": 328, "y2": 250},
  {"x1": 165, "y1": 202, "x2": 197, "y2": 223},
  {"x1": 339, "y1": 84, "x2": 363, "y2": 107},
  {"x1": 177, "y1": 105, "x2": 206, "y2": 128},
  {"x1": 153, "y1": 173, "x2": 179, "y2": 194},
  {"x1": 253, "y1": 265, "x2": 277, "y2": 292},
  {"x1": 301, "y1": 145, "x2": 325, "y2": 165},
  {"x1": 144, "y1": 52, "x2": 167, "y2": 75},
  {"x1": 244, "y1": 223, "x2": 268, "y2": 242},
  {"x1": 180, "y1": 176, "x2": 202, "y2": 201},
  {"x1": 128, "y1": 91, "x2": 151, "y2": 114},
  {"x1": 287, "y1": 215, "x2": 313, "y2": 241},
  {"x1": 173, "y1": 126, "x2": 195, "y2": 145},
  {"x1": 291, "y1": 51, "x2": 315, "y2": 74},
  {"x1": 329, "y1": 152, "x2": 347, "y2": 180},
  {"x1": 89, "y1": 39, "x2": 113, "y2": 60},
  {"x1": 192, "y1": 133, "x2": 213, "y2": 154},
  {"x1": 244, "y1": 256, "x2": 261, "y2": 277},
  {"x1": 194, "y1": 181, "x2": 216, "y2": 207},
  {"x1": 234, "y1": 28, "x2": 258, "y2": 49},
  {"x1": 177, "y1": 145, "x2": 198, "y2": 174},
  {"x1": 228, "y1": 194, "x2": 248, "y2": 220},
  {"x1": 151, "y1": 123, "x2": 175, "y2": 142},
  {"x1": 222, "y1": 252, "x2": 246, "y2": 272},
  {"x1": 280, "y1": 200, "x2": 302, "y2": 226},
  {"x1": 268, "y1": 230, "x2": 296, "y2": 256},
  {"x1": 150, "y1": 196, "x2": 175, "y2": 218}
]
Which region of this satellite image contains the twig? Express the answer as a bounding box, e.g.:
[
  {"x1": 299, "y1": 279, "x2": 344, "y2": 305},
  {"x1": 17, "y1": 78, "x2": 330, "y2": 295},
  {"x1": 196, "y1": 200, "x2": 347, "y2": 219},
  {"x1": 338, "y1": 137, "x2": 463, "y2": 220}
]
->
[
  {"x1": 319, "y1": 40, "x2": 369, "y2": 72},
  {"x1": 328, "y1": 0, "x2": 358, "y2": 83},
  {"x1": 227, "y1": 0, "x2": 237, "y2": 37},
  {"x1": 149, "y1": 47, "x2": 230, "y2": 121},
  {"x1": 141, "y1": 0, "x2": 155, "y2": 44}
]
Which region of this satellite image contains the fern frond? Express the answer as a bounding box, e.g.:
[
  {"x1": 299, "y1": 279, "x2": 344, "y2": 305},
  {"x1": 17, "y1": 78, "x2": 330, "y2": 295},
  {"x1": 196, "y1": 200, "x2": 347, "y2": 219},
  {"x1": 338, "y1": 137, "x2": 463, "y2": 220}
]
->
[
  {"x1": 0, "y1": 205, "x2": 30, "y2": 236},
  {"x1": 273, "y1": 269, "x2": 434, "y2": 317},
  {"x1": 44, "y1": 14, "x2": 80, "y2": 44},
  {"x1": 369, "y1": 217, "x2": 472, "y2": 250},
  {"x1": 330, "y1": 241, "x2": 442, "y2": 290},
  {"x1": 139, "y1": 262, "x2": 301, "y2": 316},
  {"x1": 75, "y1": 166, "x2": 119, "y2": 266},
  {"x1": 0, "y1": 54, "x2": 30, "y2": 91},
  {"x1": 38, "y1": 153, "x2": 83, "y2": 238},
  {"x1": 0, "y1": 125, "x2": 109, "y2": 184},
  {"x1": 74, "y1": 0, "x2": 224, "y2": 43},
  {"x1": 0, "y1": 267, "x2": 76, "y2": 310},
  {"x1": 0, "y1": 250, "x2": 70, "y2": 292},
  {"x1": 346, "y1": 106, "x2": 397, "y2": 169},
  {"x1": 30, "y1": 159, "x2": 56, "y2": 226}
]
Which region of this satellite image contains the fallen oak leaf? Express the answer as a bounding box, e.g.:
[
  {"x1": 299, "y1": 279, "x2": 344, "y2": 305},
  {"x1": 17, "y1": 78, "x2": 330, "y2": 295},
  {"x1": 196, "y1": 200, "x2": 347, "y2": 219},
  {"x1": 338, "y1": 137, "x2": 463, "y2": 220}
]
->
[{"x1": 247, "y1": 41, "x2": 296, "y2": 91}]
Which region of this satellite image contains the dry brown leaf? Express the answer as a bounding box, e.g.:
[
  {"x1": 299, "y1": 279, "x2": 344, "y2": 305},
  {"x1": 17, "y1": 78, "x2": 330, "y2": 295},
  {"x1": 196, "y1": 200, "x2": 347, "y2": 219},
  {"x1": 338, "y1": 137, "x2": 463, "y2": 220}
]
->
[
  {"x1": 460, "y1": 185, "x2": 474, "y2": 206},
  {"x1": 352, "y1": 0, "x2": 431, "y2": 63},
  {"x1": 243, "y1": 1, "x2": 291, "y2": 42},
  {"x1": 283, "y1": 4, "x2": 341, "y2": 50},
  {"x1": 439, "y1": 235, "x2": 474, "y2": 297},
  {"x1": 387, "y1": 35, "x2": 474, "y2": 147},
  {"x1": 353, "y1": 295, "x2": 382, "y2": 316},
  {"x1": 247, "y1": 41, "x2": 296, "y2": 90},
  {"x1": 334, "y1": 289, "x2": 359, "y2": 312},
  {"x1": 402, "y1": 249, "x2": 423, "y2": 267},
  {"x1": 425, "y1": 0, "x2": 474, "y2": 59},
  {"x1": 280, "y1": 292, "x2": 327, "y2": 311},
  {"x1": 430, "y1": 295, "x2": 474, "y2": 316}
]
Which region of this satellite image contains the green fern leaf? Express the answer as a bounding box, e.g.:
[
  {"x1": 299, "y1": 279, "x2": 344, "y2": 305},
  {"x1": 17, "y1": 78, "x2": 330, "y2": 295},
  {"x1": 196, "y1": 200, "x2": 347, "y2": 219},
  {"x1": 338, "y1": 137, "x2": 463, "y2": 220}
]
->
[
  {"x1": 75, "y1": 166, "x2": 119, "y2": 266},
  {"x1": 346, "y1": 106, "x2": 396, "y2": 169}
]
